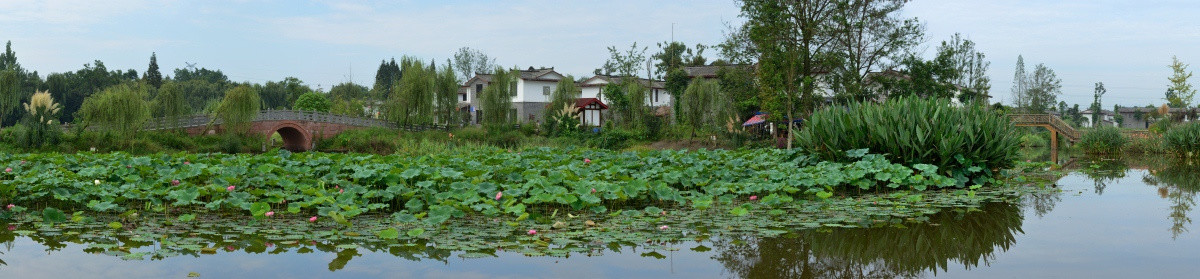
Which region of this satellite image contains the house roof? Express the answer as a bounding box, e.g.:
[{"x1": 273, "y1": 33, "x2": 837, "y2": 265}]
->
[
  {"x1": 575, "y1": 98, "x2": 608, "y2": 109},
  {"x1": 1116, "y1": 106, "x2": 1198, "y2": 113},
  {"x1": 577, "y1": 75, "x2": 665, "y2": 89},
  {"x1": 463, "y1": 67, "x2": 563, "y2": 87}
]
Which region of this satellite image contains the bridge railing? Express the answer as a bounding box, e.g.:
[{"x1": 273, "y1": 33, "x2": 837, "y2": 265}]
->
[
  {"x1": 1007, "y1": 114, "x2": 1080, "y2": 140},
  {"x1": 143, "y1": 110, "x2": 397, "y2": 131}
]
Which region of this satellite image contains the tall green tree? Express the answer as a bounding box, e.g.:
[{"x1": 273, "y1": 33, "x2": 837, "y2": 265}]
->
[
  {"x1": 44, "y1": 60, "x2": 136, "y2": 123},
  {"x1": 597, "y1": 43, "x2": 648, "y2": 77},
  {"x1": 78, "y1": 83, "x2": 151, "y2": 139},
  {"x1": 940, "y1": 33, "x2": 991, "y2": 104},
  {"x1": 372, "y1": 58, "x2": 401, "y2": 103},
  {"x1": 213, "y1": 85, "x2": 261, "y2": 135},
  {"x1": 479, "y1": 67, "x2": 516, "y2": 127},
  {"x1": 738, "y1": 0, "x2": 839, "y2": 149},
  {"x1": 384, "y1": 57, "x2": 434, "y2": 125},
  {"x1": 681, "y1": 79, "x2": 719, "y2": 137},
  {"x1": 0, "y1": 70, "x2": 19, "y2": 127},
  {"x1": 875, "y1": 46, "x2": 958, "y2": 100},
  {"x1": 1025, "y1": 63, "x2": 1062, "y2": 113},
  {"x1": 1166, "y1": 56, "x2": 1196, "y2": 108},
  {"x1": 434, "y1": 61, "x2": 461, "y2": 125},
  {"x1": 329, "y1": 82, "x2": 369, "y2": 100},
  {"x1": 1011, "y1": 55, "x2": 1028, "y2": 110},
  {"x1": 1091, "y1": 82, "x2": 1106, "y2": 126},
  {"x1": 143, "y1": 52, "x2": 163, "y2": 89},
  {"x1": 451, "y1": 47, "x2": 497, "y2": 82},
  {"x1": 829, "y1": 0, "x2": 924, "y2": 102},
  {"x1": 152, "y1": 81, "x2": 189, "y2": 131}
]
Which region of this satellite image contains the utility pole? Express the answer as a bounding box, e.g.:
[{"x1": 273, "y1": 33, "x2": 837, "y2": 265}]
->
[{"x1": 671, "y1": 23, "x2": 675, "y2": 42}]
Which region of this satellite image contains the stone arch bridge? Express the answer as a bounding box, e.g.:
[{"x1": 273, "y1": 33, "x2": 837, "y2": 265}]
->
[{"x1": 146, "y1": 110, "x2": 396, "y2": 151}]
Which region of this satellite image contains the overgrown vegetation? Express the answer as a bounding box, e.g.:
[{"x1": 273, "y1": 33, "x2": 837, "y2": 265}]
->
[
  {"x1": 796, "y1": 98, "x2": 1019, "y2": 186},
  {"x1": 1078, "y1": 126, "x2": 1127, "y2": 154},
  {"x1": 1165, "y1": 122, "x2": 1200, "y2": 157}
]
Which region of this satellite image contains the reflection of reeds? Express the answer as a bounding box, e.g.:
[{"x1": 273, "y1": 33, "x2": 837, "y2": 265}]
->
[{"x1": 713, "y1": 203, "x2": 1024, "y2": 278}]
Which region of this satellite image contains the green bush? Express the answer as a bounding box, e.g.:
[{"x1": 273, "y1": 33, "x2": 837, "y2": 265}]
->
[
  {"x1": 1165, "y1": 122, "x2": 1200, "y2": 157},
  {"x1": 796, "y1": 98, "x2": 1019, "y2": 186},
  {"x1": 1019, "y1": 133, "x2": 1047, "y2": 148},
  {"x1": 1078, "y1": 126, "x2": 1127, "y2": 154},
  {"x1": 1126, "y1": 136, "x2": 1167, "y2": 154}
]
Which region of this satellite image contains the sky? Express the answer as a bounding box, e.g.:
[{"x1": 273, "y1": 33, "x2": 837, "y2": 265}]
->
[{"x1": 1, "y1": 0, "x2": 1198, "y2": 108}]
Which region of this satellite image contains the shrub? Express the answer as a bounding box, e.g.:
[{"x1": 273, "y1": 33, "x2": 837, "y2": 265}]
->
[
  {"x1": 78, "y1": 84, "x2": 150, "y2": 140},
  {"x1": 1165, "y1": 122, "x2": 1200, "y2": 157},
  {"x1": 293, "y1": 92, "x2": 331, "y2": 112},
  {"x1": 796, "y1": 97, "x2": 1019, "y2": 186},
  {"x1": 1019, "y1": 133, "x2": 1047, "y2": 148},
  {"x1": 1078, "y1": 126, "x2": 1127, "y2": 154},
  {"x1": 1126, "y1": 136, "x2": 1167, "y2": 154}
]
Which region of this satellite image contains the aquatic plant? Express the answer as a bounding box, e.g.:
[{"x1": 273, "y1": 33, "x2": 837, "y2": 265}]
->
[
  {"x1": 1078, "y1": 126, "x2": 1127, "y2": 154},
  {"x1": 796, "y1": 98, "x2": 1019, "y2": 186},
  {"x1": 1165, "y1": 122, "x2": 1200, "y2": 157}
]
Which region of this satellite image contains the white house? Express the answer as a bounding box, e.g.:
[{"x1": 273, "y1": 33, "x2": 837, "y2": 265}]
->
[
  {"x1": 578, "y1": 75, "x2": 672, "y2": 108},
  {"x1": 1080, "y1": 109, "x2": 1118, "y2": 128},
  {"x1": 460, "y1": 67, "x2": 567, "y2": 124}
]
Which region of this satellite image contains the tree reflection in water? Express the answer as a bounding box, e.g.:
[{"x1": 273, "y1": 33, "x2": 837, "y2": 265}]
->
[
  {"x1": 1141, "y1": 158, "x2": 1200, "y2": 239},
  {"x1": 711, "y1": 203, "x2": 1023, "y2": 279}
]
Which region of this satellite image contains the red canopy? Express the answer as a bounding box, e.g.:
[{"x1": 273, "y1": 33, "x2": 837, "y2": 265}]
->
[{"x1": 742, "y1": 114, "x2": 767, "y2": 126}]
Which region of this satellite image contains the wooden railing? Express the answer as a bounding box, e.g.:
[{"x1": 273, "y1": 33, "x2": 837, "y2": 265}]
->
[
  {"x1": 144, "y1": 110, "x2": 397, "y2": 131},
  {"x1": 1008, "y1": 114, "x2": 1081, "y2": 141}
]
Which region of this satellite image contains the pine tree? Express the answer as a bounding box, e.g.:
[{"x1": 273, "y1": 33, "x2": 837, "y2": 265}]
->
[{"x1": 144, "y1": 52, "x2": 163, "y2": 89}]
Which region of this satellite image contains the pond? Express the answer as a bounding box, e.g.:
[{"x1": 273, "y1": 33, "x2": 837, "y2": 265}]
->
[{"x1": 2, "y1": 155, "x2": 1199, "y2": 278}]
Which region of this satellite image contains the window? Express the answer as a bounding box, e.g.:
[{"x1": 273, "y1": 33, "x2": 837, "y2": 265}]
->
[
  {"x1": 460, "y1": 93, "x2": 466, "y2": 102},
  {"x1": 509, "y1": 108, "x2": 518, "y2": 122},
  {"x1": 543, "y1": 86, "x2": 551, "y2": 96},
  {"x1": 510, "y1": 83, "x2": 518, "y2": 97},
  {"x1": 475, "y1": 84, "x2": 483, "y2": 97}
]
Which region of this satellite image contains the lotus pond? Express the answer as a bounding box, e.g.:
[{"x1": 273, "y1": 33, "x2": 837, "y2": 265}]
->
[{"x1": 3, "y1": 149, "x2": 1199, "y2": 278}]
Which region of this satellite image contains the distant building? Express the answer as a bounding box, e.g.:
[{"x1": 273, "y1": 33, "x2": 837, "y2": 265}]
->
[
  {"x1": 460, "y1": 67, "x2": 567, "y2": 125},
  {"x1": 1115, "y1": 106, "x2": 1198, "y2": 129},
  {"x1": 1080, "y1": 109, "x2": 1117, "y2": 128},
  {"x1": 578, "y1": 75, "x2": 673, "y2": 108}
]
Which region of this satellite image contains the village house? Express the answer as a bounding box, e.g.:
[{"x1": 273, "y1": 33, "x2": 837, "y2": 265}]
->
[
  {"x1": 578, "y1": 75, "x2": 672, "y2": 108},
  {"x1": 459, "y1": 67, "x2": 566, "y2": 125},
  {"x1": 1080, "y1": 109, "x2": 1117, "y2": 128}
]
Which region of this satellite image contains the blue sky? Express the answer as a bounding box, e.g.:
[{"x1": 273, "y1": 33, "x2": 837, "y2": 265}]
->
[{"x1": 1, "y1": 0, "x2": 1197, "y2": 108}]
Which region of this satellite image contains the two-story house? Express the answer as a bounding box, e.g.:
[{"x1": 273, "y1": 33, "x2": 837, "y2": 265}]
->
[{"x1": 459, "y1": 67, "x2": 566, "y2": 125}]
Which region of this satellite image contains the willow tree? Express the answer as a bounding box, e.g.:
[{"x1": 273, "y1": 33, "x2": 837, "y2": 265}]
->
[
  {"x1": 682, "y1": 79, "x2": 719, "y2": 137},
  {"x1": 78, "y1": 83, "x2": 151, "y2": 139},
  {"x1": 0, "y1": 70, "x2": 18, "y2": 127},
  {"x1": 153, "y1": 81, "x2": 189, "y2": 131},
  {"x1": 479, "y1": 67, "x2": 515, "y2": 128},
  {"x1": 434, "y1": 61, "x2": 461, "y2": 125},
  {"x1": 622, "y1": 80, "x2": 648, "y2": 130},
  {"x1": 385, "y1": 57, "x2": 434, "y2": 125},
  {"x1": 213, "y1": 85, "x2": 261, "y2": 135}
]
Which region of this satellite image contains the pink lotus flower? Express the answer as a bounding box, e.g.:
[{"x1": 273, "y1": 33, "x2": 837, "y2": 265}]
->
[
  {"x1": 184, "y1": 161, "x2": 190, "y2": 165},
  {"x1": 660, "y1": 211, "x2": 667, "y2": 216},
  {"x1": 225, "y1": 246, "x2": 235, "y2": 251},
  {"x1": 495, "y1": 191, "x2": 503, "y2": 200},
  {"x1": 584, "y1": 158, "x2": 591, "y2": 163},
  {"x1": 265, "y1": 211, "x2": 275, "y2": 217},
  {"x1": 309, "y1": 216, "x2": 318, "y2": 222},
  {"x1": 171, "y1": 179, "x2": 180, "y2": 186},
  {"x1": 226, "y1": 185, "x2": 236, "y2": 191},
  {"x1": 527, "y1": 229, "x2": 537, "y2": 235},
  {"x1": 591, "y1": 188, "x2": 596, "y2": 193},
  {"x1": 4, "y1": 167, "x2": 10, "y2": 173},
  {"x1": 749, "y1": 195, "x2": 758, "y2": 201},
  {"x1": 19, "y1": 160, "x2": 26, "y2": 164},
  {"x1": 659, "y1": 225, "x2": 669, "y2": 230},
  {"x1": 6, "y1": 225, "x2": 14, "y2": 231},
  {"x1": 339, "y1": 188, "x2": 344, "y2": 193},
  {"x1": 5, "y1": 204, "x2": 13, "y2": 210},
  {"x1": 265, "y1": 242, "x2": 274, "y2": 248}
]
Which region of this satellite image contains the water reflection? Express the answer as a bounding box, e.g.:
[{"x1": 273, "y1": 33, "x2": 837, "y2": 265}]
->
[
  {"x1": 1077, "y1": 156, "x2": 1200, "y2": 239},
  {"x1": 712, "y1": 203, "x2": 1023, "y2": 279}
]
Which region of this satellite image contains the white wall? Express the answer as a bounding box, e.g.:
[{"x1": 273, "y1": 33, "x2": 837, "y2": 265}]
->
[
  {"x1": 516, "y1": 79, "x2": 558, "y2": 103},
  {"x1": 581, "y1": 86, "x2": 605, "y2": 103}
]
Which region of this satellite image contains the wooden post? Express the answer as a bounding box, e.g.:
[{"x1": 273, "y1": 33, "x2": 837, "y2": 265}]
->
[{"x1": 1050, "y1": 128, "x2": 1058, "y2": 155}]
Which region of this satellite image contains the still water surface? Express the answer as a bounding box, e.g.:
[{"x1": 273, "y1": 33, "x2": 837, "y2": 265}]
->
[{"x1": 2, "y1": 156, "x2": 1199, "y2": 278}]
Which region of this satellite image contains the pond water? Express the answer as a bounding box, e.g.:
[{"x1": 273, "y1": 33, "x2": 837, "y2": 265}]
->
[{"x1": 3, "y1": 155, "x2": 1200, "y2": 278}]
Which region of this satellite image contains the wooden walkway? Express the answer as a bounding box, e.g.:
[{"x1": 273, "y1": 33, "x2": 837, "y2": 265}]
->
[{"x1": 1008, "y1": 114, "x2": 1080, "y2": 153}]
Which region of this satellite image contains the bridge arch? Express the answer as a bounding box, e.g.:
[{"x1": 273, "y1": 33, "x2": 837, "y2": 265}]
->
[{"x1": 267, "y1": 122, "x2": 313, "y2": 152}]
